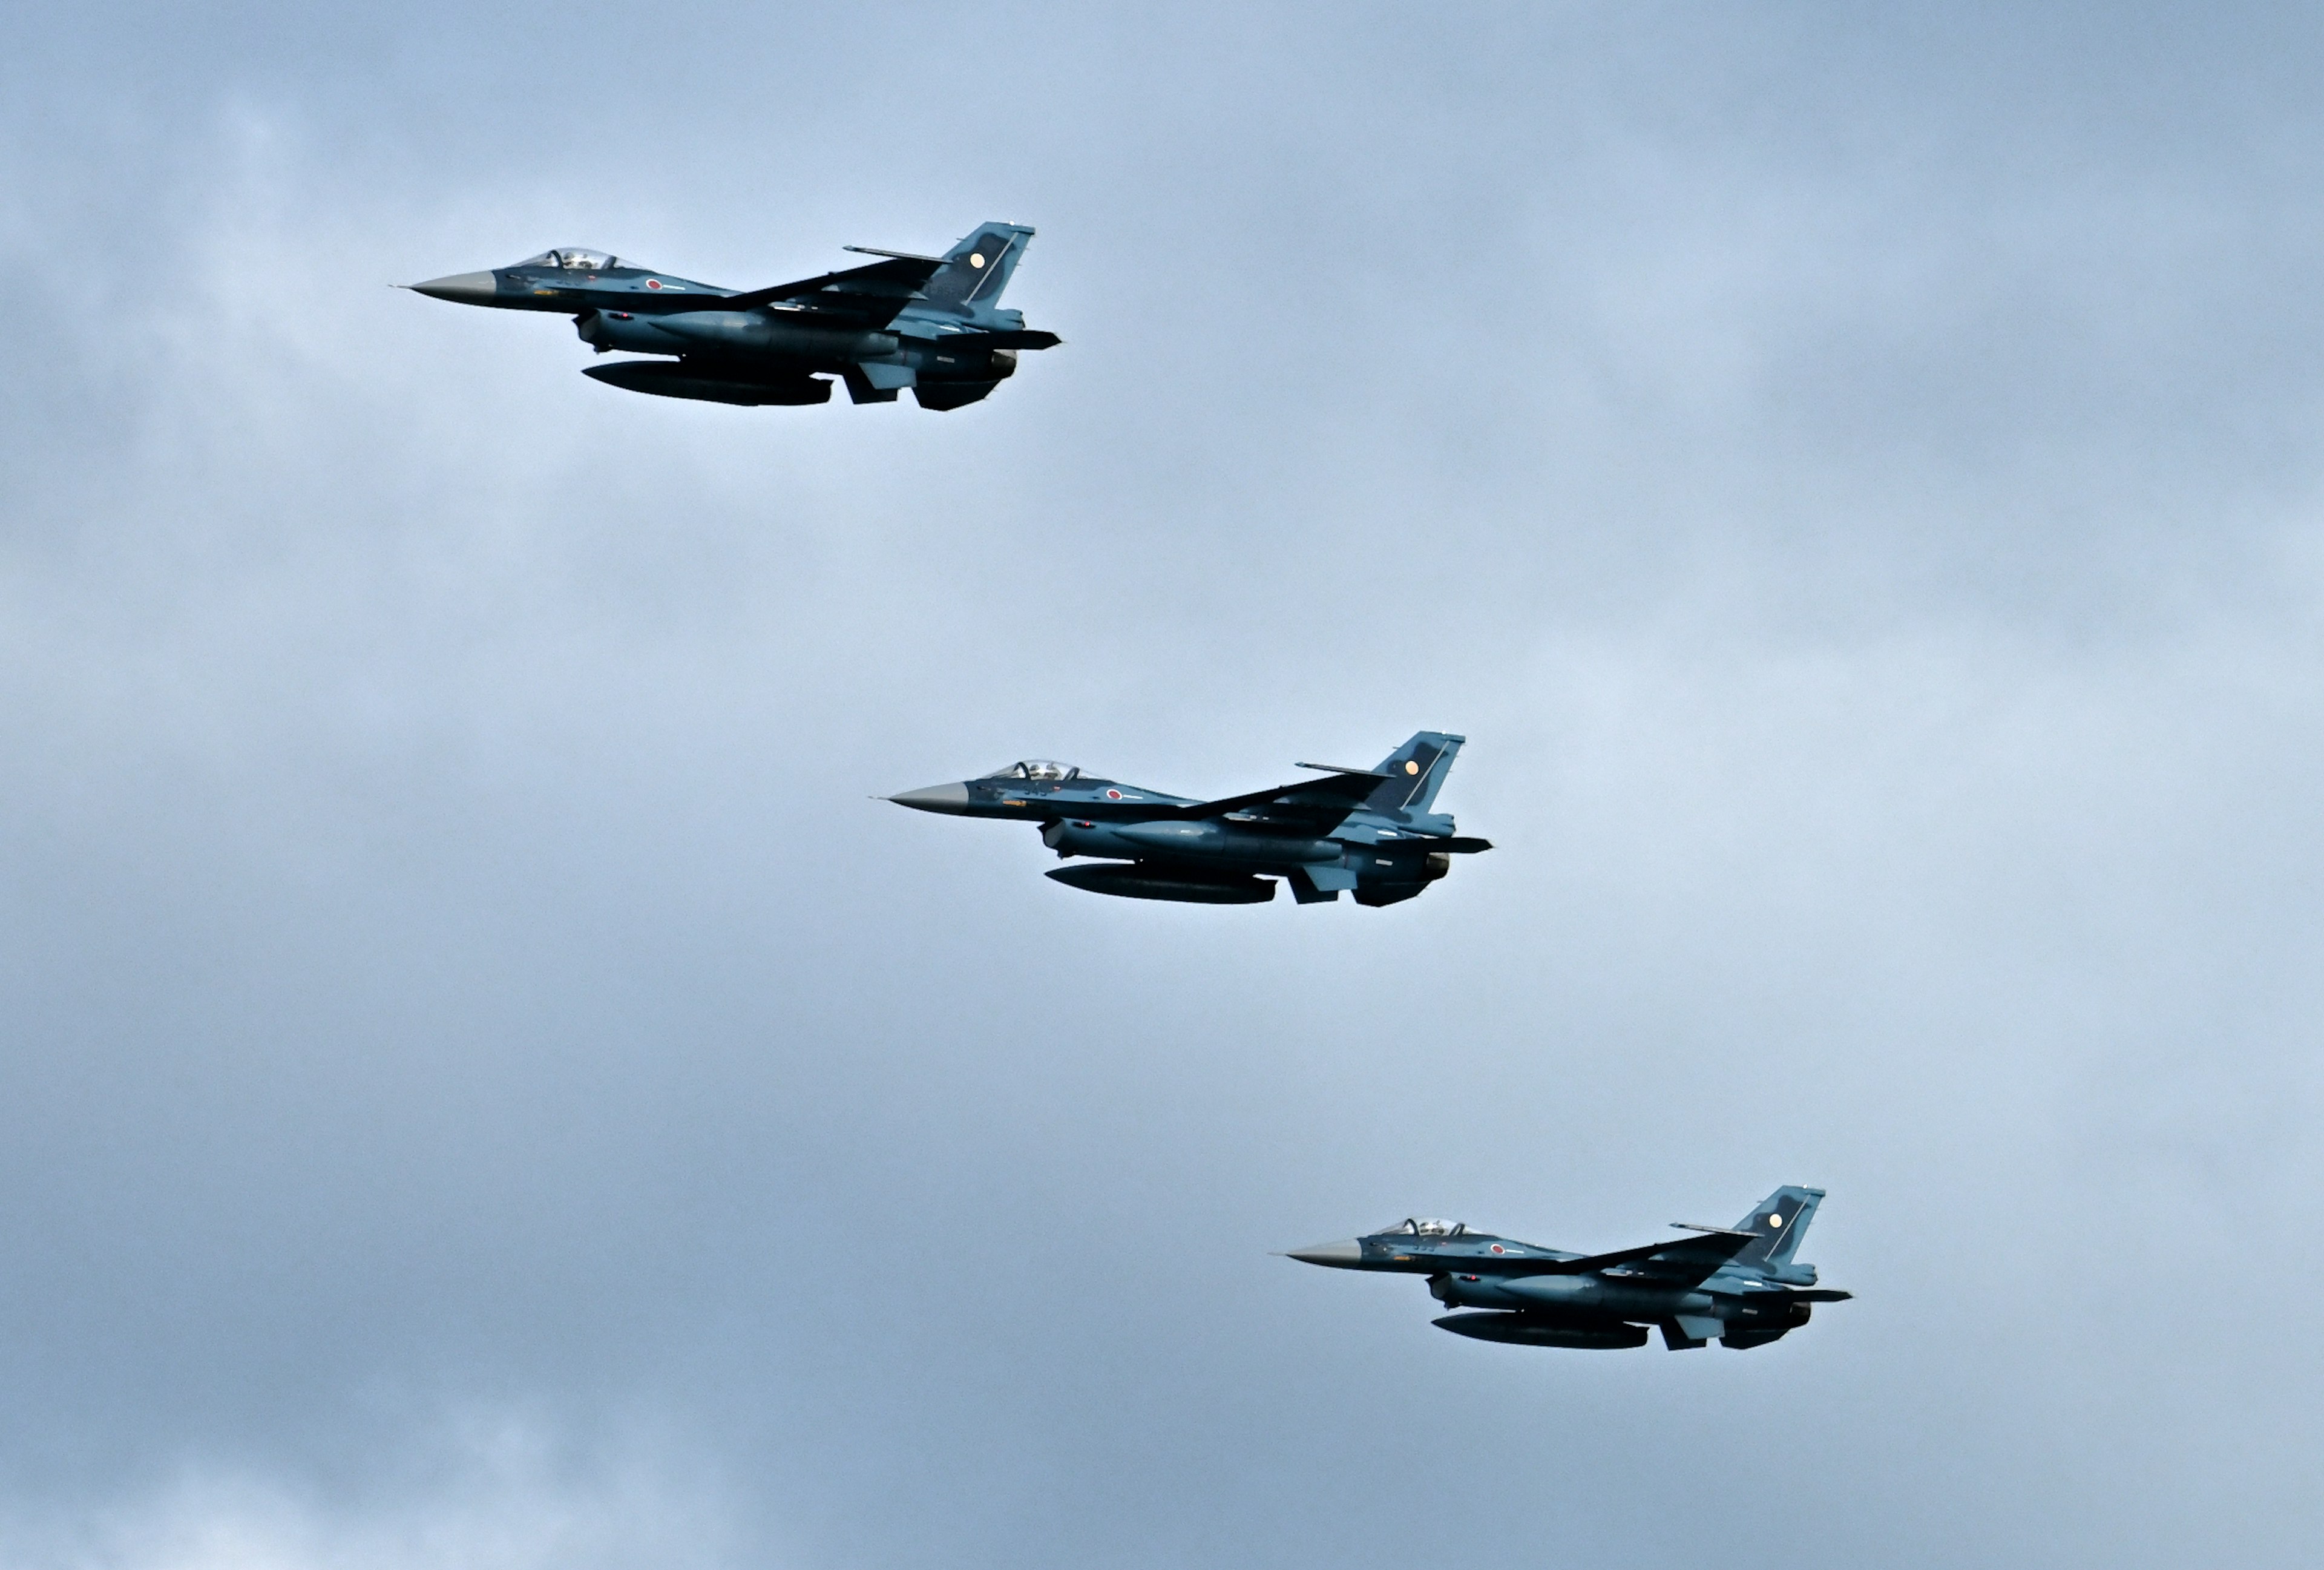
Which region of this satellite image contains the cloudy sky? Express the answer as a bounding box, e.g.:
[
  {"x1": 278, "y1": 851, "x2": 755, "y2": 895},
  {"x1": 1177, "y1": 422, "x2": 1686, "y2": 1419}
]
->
[{"x1": 4, "y1": 5, "x2": 2322, "y2": 1567}]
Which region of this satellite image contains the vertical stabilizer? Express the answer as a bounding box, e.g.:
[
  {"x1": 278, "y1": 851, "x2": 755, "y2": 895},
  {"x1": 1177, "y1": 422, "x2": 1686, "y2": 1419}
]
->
[
  {"x1": 920, "y1": 222, "x2": 1036, "y2": 315},
  {"x1": 1728, "y1": 1186, "x2": 1824, "y2": 1273},
  {"x1": 1364, "y1": 733, "x2": 1466, "y2": 815}
]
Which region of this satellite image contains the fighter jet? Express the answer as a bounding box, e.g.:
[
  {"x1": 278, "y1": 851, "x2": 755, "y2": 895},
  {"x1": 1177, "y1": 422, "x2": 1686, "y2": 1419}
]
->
[
  {"x1": 1284, "y1": 1187, "x2": 1850, "y2": 1350},
  {"x1": 887, "y1": 732, "x2": 1488, "y2": 906},
  {"x1": 404, "y1": 221, "x2": 1057, "y2": 409}
]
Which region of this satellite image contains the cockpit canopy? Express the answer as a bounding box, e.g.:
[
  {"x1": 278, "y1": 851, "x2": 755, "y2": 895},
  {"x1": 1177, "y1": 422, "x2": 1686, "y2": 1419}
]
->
[
  {"x1": 981, "y1": 760, "x2": 1079, "y2": 781},
  {"x1": 516, "y1": 249, "x2": 622, "y2": 272},
  {"x1": 1374, "y1": 1218, "x2": 1466, "y2": 1238}
]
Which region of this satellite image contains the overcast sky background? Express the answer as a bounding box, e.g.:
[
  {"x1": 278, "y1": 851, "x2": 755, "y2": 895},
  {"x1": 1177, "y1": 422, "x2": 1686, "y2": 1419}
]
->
[{"x1": 4, "y1": 5, "x2": 2322, "y2": 1568}]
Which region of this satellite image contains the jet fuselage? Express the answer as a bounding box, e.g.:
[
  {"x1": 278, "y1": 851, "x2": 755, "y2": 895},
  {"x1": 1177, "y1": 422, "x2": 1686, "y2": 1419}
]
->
[{"x1": 888, "y1": 734, "x2": 1485, "y2": 906}]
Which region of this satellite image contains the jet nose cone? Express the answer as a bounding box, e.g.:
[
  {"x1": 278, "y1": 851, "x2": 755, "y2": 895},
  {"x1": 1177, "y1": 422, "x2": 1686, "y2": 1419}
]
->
[
  {"x1": 1282, "y1": 1239, "x2": 1365, "y2": 1267},
  {"x1": 888, "y1": 783, "x2": 972, "y2": 815},
  {"x1": 406, "y1": 271, "x2": 499, "y2": 305}
]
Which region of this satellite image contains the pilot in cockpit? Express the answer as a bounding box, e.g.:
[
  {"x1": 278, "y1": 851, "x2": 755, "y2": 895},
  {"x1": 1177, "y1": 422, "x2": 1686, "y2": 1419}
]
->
[
  {"x1": 518, "y1": 250, "x2": 619, "y2": 272},
  {"x1": 983, "y1": 760, "x2": 1080, "y2": 782},
  {"x1": 1375, "y1": 1218, "x2": 1466, "y2": 1238}
]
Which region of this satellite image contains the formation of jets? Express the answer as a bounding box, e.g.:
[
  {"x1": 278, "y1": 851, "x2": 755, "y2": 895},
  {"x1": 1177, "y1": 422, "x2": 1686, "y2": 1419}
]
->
[{"x1": 402, "y1": 222, "x2": 1846, "y2": 1355}]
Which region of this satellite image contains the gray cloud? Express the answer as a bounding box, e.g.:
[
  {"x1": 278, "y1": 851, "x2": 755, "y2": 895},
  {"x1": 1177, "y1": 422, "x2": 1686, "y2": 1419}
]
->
[{"x1": 3, "y1": 5, "x2": 2321, "y2": 1568}]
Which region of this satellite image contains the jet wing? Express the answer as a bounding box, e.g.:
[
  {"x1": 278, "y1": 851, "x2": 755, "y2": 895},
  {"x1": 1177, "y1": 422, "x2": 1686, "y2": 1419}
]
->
[
  {"x1": 1159, "y1": 771, "x2": 1391, "y2": 829},
  {"x1": 715, "y1": 254, "x2": 947, "y2": 324},
  {"x1": 1500, "y1": 1228, "x2": 1758, "y2": 1287}
]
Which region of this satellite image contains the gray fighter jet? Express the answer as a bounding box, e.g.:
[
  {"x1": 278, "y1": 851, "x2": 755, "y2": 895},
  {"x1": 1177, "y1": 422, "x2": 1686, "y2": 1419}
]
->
[
  {"x1": 1285, "y1": 1187, "x2": 1849, "y2": 1350},
  {"x1": 887, "y1": 731, "x2": 1488, "y2": 905},
  {"x1": 404, "y1": 221, "x2": 1056, "y2": 409}
]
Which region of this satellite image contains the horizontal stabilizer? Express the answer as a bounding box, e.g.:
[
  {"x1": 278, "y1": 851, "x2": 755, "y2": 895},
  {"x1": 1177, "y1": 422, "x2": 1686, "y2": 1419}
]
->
[{"x1": 844, "y1": 246, "x2": 945, "y2": 262}]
